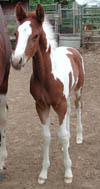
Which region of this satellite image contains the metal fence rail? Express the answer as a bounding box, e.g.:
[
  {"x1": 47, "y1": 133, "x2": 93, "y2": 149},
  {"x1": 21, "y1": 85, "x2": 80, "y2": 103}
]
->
[{"x1": 29, "y1": 3, "x2": 58, "y2": 14}]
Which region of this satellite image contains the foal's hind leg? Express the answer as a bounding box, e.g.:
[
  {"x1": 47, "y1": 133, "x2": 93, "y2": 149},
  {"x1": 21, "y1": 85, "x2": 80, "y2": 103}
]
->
[
  {"x1": 0, "y1": 95, "x2": 8, "y2": 176},
  {"x1": 75, "y1": 88, "x2": 83, "y2": 144},
  {"x1": 36, "y1": 102, "x2": 51, "y2": 184},
  {"x1": 66, "y1": 97, "x2": 71, "y2": 142}
]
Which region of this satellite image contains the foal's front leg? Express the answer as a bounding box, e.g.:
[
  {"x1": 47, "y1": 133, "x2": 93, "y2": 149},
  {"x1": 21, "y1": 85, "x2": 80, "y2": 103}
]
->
[
  {"x1": 58, "y1": 114, "x2": 73, "y2": 183},
  {"x1": 53, "y1": 100, "x2": 73, "y2": 183},
  {"x1": 36, "y1": 103, "x2": 51, "y2": 184}
]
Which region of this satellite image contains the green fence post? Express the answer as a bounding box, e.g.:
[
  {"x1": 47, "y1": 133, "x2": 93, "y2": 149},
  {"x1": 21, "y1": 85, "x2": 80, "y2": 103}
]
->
[{"x1": 80, "y1": 6, "x2": 83, "y2": 47}]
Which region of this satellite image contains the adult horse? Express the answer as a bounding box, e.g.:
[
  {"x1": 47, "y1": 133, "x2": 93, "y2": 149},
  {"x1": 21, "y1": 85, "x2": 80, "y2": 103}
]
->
[
  {"x1": 12, "y1": 3, "x2": 85, "y2": 184},
  {"x1": 0, "y1": 6, "x2": 12, "y2": 180}
]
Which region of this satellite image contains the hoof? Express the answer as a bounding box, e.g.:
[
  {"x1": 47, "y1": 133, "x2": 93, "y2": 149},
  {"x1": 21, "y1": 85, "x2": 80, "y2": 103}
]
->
[
  {"x1": 64, "y1": 177, "x2": 72, "y2": 184},
  {"x1": 38, "y1": 177, "x2": 46, "y2": 184},
  {"x1": 76, "y1": 138, "x2": 83, "y2": 144},
  {"x1": 0, "y1": 167, "x2": 6, "y2": 181}
]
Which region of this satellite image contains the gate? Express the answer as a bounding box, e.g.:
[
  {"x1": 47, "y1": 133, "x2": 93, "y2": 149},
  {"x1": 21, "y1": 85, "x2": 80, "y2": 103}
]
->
[{"x1": 80, "y1": 6, "x2": 100, "y2": 46}]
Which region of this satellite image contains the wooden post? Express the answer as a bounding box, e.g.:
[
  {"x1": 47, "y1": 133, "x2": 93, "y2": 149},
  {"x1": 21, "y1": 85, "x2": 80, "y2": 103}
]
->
[
  {"x1": 80, "y1": 6, "x2": 83, "y2": 47},
  {"x1": 57, "y1": 3, "x2": 62, "y2": 25},
  {"x1": 55, "y1": 14, "x2": 59, "y2": 34},
  {"x1": 73, "y1": 2, "x2": 78, "y2": 34},
  {"x1": 55, "y1": 4, "x2": 61, "y2": 45}
]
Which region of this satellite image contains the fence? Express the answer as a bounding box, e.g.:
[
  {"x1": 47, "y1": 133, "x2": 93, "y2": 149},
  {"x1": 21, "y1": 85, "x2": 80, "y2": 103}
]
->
[
  {"x1": 58, "y1": 2, "x2": 80, "y2": 34},
  {"x1": 56, "y1": 5, "x2": 100, "y2": 46},
  {"x1": 80, "y1": 6, "x2": 100, "y2": 46},
  {"x1": 5, "y1": 3, "x2": 100, "y2": 48},
  {"x1": 29, "y1": 3, "x2": 58, "y2": 14}
]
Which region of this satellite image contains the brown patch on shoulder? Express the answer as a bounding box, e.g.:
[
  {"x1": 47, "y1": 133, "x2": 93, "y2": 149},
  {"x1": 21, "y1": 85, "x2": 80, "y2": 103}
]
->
[
  {"x1": 30, "y1": 69, "x2": 67, "y2": 125},
  {"x1": 67, "y1": 48, "x2": 84, "y2": 90}
]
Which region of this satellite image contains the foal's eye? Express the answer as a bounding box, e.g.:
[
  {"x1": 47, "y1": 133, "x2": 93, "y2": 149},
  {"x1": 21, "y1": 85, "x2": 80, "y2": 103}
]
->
[{"x1": 33, "y1": 34, "x2": 38, "y2": 39}]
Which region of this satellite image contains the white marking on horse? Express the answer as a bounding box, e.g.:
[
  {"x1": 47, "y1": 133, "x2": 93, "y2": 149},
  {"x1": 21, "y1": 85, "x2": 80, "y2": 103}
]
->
[
  {"x1": 58, "y1": 113, "x2": 73, "y2": 183},
  {"x1": 13, "y1": 21, "x2": 32, "y2": 62},
  {"x1": 42, "y1": 22, "x2": 77, "y2": 98},
  {"x1": 51, "y1": 47, "x2": 75, "y2": 98}
]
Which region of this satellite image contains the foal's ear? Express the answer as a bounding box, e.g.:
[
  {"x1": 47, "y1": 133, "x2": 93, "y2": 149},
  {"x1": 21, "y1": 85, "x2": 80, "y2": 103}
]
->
[
  {"x1": 15, "y1": 2, "x2": 27, "y2": 23},
  {"x1": 36, "y1": 4, "x2": 44, "y2": 24}
]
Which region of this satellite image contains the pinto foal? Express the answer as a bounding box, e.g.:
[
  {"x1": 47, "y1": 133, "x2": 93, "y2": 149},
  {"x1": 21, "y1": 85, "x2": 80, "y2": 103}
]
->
[
  {"x1": 0, "y1": 6, "x2": 11, "y2": 178},
  {"x1": 12, "y1": 3, "x2": 85, "y2": 184}
]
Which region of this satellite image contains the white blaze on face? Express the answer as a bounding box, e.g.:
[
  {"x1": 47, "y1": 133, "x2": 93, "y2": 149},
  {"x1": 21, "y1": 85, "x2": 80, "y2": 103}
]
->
[{"x1": 13, "y1": 21, "x2": 32, "y2": 63}]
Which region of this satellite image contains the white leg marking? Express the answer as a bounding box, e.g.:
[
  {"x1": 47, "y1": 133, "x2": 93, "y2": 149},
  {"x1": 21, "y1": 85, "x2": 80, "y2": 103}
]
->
[
  {"x1": 58, "y1": 114, "x2": 73, "y2": 184},
  {"x1": 75, "y1": 89, "x2": 83, "y2": 144},
  {"x1": 76, "y1": 102, "x2": 83, "y2": 144},
  {"x1": 62, "y1": 98, "x2": 71, "y2": 151},
  {"x1": 66, "y1": 98, "x2": 71, "y2": 140},
  {"x1": 38, "y1": 115, "x2": 51, "y2": 184},
  {"x1": 0, "y1": 95, "x2": 8, "y2": 170}
]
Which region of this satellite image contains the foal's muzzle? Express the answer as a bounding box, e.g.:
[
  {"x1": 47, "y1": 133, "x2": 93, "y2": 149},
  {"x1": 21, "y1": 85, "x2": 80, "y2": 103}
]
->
[{"x1": 11, "y1": 57, "x2": 22, "y2": 70}]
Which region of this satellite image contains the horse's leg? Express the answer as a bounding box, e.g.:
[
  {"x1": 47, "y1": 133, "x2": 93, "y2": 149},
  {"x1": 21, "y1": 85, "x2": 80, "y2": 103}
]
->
[
  {"x1": 36, "y1": 103, "x2": 51, "y2": 184},
  {"x1": 66, "y1": 97, "x2": 71, "y2": 144},
  {"x1": 54, "y1": 100, "x2": 73, "y2": 183},
  {"x1": 0, "y1": 129, "x2": 7, "y2": 167},
  {"x1": 0, "y1": 94, "x2": 8, "y2": 175},
  {"x1": 75, "y1": 88, "x2": 83, "y2": 144},
  {"x1": 61, "y1": 97, "x2": 71, "y2": 151}
]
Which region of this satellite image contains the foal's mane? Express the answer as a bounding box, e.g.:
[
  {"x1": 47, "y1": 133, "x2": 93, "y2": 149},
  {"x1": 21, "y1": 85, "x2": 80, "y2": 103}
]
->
[{"x1": 43, "y1": 18, "x2": 57, "y2": 54}]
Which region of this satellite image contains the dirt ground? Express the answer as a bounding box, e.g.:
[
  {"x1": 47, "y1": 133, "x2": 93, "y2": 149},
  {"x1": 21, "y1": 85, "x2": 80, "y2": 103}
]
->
[{"x1": 0, "y1": 48, "x2": 100, "y2": 189}]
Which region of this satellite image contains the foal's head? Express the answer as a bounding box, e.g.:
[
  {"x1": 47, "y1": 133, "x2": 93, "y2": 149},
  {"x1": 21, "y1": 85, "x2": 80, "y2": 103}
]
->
[{"x1": 12, "y1": 3, "x2": 45, "y2": 70}]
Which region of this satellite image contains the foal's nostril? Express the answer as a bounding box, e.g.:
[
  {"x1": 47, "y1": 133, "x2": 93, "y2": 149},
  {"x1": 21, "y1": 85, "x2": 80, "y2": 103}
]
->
[{"x1": 19, "y1": 58, "x2": 22, "y2": 65}]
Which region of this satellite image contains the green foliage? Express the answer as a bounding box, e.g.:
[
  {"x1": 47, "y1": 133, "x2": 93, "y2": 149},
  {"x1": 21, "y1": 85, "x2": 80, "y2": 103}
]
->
[
  {"x1": 29, "y1": 0, "x2": 54, "y2": 5},
  {"x1": 29, "y1": 0, "x2": 74, "y2": 5}
]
